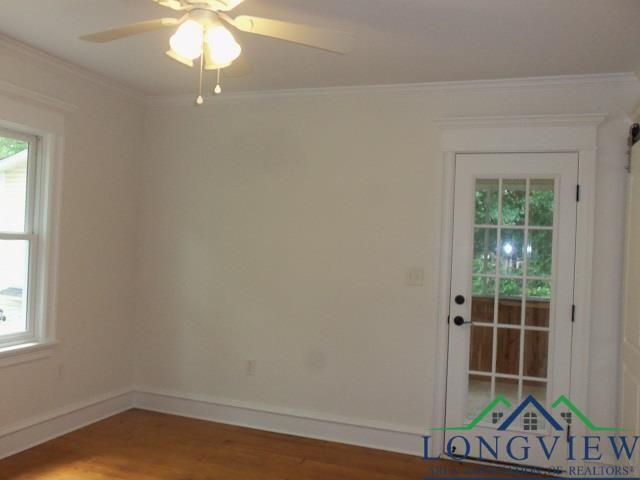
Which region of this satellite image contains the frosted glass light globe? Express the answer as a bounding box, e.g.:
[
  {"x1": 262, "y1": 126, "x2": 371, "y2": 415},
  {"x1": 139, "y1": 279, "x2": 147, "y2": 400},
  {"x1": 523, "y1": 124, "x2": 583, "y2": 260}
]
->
[
  {"x1": 205, "y1": 25, "x2": 241, "y2": 67},
  {"x1": 169, "y1": 20, "x2": 204, "y2": 60}
]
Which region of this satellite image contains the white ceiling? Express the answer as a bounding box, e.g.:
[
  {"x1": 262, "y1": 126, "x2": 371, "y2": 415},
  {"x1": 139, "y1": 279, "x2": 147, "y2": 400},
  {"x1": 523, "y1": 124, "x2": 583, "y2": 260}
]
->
[{"x1": 1, "y1": 0, "x2": 640, "y2": 96}]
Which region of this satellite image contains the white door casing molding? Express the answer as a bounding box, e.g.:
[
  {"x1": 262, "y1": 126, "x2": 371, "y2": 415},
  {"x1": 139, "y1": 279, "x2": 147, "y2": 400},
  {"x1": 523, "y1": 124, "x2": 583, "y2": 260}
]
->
[{"x1": 431, "y1": 114, "x2": 604, "y2": 458}]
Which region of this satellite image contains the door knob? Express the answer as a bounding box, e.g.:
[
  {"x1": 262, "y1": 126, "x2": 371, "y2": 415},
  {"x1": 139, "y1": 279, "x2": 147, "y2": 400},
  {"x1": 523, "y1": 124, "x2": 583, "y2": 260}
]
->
[
  {"x1": 453, "y1": 316, "x2": 472, "y2": 326},
  {"x1": 455, "y1": 295, "x2": 465, "y2": 305}
]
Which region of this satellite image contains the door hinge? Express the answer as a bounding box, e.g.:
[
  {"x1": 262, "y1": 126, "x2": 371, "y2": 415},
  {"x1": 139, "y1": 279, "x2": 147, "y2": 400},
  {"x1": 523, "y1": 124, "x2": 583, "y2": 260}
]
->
[
  {"x1": 576, "y1": 184, "x2": 581, "y2": 202},
  {"x1": 571, "y1": 304, "x2": 576, "y2": 323}
]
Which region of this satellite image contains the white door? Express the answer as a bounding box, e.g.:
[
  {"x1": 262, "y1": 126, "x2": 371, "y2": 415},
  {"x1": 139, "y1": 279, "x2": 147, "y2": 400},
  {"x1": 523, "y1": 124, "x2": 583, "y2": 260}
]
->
[
  {"x1": 444, "y1": 153, "x2": 579, "y2": 469},
  {"x1": 620, "y1": 142, "x2": 640, "y2": 471}
]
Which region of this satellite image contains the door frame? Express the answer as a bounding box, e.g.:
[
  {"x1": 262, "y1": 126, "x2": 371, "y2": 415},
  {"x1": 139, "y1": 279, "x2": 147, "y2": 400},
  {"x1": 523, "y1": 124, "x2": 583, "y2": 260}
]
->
[{"x1": 429, "y1": 114, "x2": 605, "y2": 459}]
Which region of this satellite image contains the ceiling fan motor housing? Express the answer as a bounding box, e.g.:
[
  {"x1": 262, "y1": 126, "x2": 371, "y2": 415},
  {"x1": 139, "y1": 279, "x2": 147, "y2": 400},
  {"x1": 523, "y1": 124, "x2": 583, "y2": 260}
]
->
[
  {"x1": 184, "y1": 0, "x2": 245, "y2": 12},
  {"x1": 188, "y1": 9, "x2": 223, "y2": 28}
]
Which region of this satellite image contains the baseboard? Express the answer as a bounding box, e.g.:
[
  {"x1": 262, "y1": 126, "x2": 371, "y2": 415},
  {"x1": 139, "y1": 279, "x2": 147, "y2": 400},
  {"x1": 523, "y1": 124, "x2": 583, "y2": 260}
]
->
[
  {"x1": 0, "y1": 388, "x2": 133, "y2": 460},
  {"x1": 133, "y1": 387, "x2": 426, "y2": 456}
]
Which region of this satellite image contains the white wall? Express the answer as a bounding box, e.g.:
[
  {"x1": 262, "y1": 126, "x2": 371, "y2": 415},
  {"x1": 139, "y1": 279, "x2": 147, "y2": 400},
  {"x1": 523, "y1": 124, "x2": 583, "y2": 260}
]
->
[
  {"x1": 0, "y1": 41, "x2": 143, "y2": 428},
  {"x1": 135, "y1": 77, "x2": 640, "y2": 432},
  {"x1": 0, "y1": 37, "x2": 637, "y2": 449}
]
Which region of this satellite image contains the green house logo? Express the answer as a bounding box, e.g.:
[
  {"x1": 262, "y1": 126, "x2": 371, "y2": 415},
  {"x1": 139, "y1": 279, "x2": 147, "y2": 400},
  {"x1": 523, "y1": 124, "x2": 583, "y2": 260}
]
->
[{"x1": 435, "y1": 394, "x2": 623, "y2": 432}]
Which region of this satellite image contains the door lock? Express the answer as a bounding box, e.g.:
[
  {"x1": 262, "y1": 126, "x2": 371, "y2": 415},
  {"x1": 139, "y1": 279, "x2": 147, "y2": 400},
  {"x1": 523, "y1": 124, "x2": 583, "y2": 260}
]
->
[{"x1": 453, "y1": 316, "x2": 473, "y2": 326}]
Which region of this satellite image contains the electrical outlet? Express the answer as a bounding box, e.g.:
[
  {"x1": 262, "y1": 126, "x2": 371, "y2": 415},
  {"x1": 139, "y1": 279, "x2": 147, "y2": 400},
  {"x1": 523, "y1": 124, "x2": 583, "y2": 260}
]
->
[
  {"x1": 246, "y1": 360, "x2": 256, "y2": 376},
  {"x1": 405, "y1": 267, "x2": 424, "y2": 287}
]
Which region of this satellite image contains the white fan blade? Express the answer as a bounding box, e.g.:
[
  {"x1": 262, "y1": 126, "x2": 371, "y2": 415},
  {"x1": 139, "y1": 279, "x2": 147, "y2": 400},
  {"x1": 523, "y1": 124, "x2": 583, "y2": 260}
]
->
[
  {"x1": 220, "y1": 14, "x2": 353, "y2": 54},
  {"x1": 152, "y1": 0, "x2": 185, "y2": 11},
  {"x1": 80, "y1": 18, "x2": 181, "y2": 43},
  {"x1": 223, "y1": 55, "x2": 251, "y2": 77},
  {"x1": 166, "y1": 49, "x2": 195, "y2": 67}
]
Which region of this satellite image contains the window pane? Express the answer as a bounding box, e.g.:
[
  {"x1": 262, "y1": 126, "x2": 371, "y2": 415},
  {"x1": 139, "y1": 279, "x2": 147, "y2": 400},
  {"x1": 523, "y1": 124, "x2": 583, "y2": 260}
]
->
[
  {"x1": 498, "y1": 278, "x2": 522, "y2": 325},
  {"x1": 495, "y1": 377, "x2": 519, "y2": 406},
  {"x1": 467, "y1": 375, "x2": 491, "y2": 421},
  {"x1": 496, "y1": 328, "x2": 520, "y2": 375},
  {"x1": 502, "y1": 179, "x2": 526, "y2": 226},
  {"x1": 469, "y1": 326, "x2": 493, "y2": 373},
  {"x1": 527, "y1": 230, "x2": 553, "y2": 277},
  {"x1": 473, "y1": 228, "x2": 497, "y2": 274},
  {"x1": 524, "y1": 330, "x2": 549, "y2": 378},
  {"x1": 0, "y1": 136, "x2": 28, "y2": 233},
  {"x1": 500, "y1": 229, "x2": 524, "y2": 276},
  {"x1": 475, "y1": 179, "x2": 499, "y2": 225},
  {"x1": 529, "y1": 179, "x2": 555, "y2": 227},
  {"x1": 0, "y1": 240, "x2": 29, "y2": 335},
  {"x1": 471, "y1": 277, "x2": 495, "y2": 323},
  {"x1": 526, "y1": 280, "x2": 551, "y2": 327}
]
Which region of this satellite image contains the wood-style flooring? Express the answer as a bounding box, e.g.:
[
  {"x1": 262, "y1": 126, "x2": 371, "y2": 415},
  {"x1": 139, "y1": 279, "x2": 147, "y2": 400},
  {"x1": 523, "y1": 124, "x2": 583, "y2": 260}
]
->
[{"x1": 0, "y1": 409, "x2": 536, "y2": 479}]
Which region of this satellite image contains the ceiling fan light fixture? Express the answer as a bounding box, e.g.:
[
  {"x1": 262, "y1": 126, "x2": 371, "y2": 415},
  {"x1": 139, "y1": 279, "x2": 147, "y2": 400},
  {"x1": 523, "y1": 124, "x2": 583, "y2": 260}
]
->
[
  {"x1": 205, "y1": 25, "x2": 242, "y2": 67},
  {"x1": 169, "y1": 19, "x2": 204, "y2": 60}
]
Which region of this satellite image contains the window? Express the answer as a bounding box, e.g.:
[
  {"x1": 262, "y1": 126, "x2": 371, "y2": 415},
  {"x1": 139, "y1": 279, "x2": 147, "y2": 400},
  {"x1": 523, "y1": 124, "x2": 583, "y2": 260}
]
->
[{"x1": 0, "y1": 128, "x2": 42, "y2": 349}]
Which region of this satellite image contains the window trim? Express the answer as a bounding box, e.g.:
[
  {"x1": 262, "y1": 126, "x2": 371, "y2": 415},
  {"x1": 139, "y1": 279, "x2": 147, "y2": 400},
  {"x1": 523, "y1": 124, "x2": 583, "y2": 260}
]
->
[
  {"x1": 0, "y1": 118, "x2": 62, "y2": 359},
  {"x1": 0, "y1": 128, "x2": 39, "y2": 347}
]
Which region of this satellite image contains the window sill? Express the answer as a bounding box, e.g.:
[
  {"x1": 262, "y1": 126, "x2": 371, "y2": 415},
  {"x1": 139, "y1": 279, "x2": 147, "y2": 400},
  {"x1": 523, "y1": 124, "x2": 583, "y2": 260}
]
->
[{"x1": 0, "y1": 340, "x2": 58, "y2": 368}]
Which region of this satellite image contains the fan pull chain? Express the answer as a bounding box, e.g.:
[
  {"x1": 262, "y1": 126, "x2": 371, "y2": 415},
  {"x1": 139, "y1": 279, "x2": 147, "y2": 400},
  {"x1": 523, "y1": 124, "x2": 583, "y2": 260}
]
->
[
  {"x1": 214, "y1": 68, "x2": 222, "y2": 95},
  {"x1": 195, "y1": 52, "x2": 205, "y2": 106}
]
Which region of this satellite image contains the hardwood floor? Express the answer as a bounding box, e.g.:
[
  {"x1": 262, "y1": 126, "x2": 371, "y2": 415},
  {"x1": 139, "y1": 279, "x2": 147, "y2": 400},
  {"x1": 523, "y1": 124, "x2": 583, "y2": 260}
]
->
[{"x1": 0, "y1": 409, "x2": 533, "y2": 479}]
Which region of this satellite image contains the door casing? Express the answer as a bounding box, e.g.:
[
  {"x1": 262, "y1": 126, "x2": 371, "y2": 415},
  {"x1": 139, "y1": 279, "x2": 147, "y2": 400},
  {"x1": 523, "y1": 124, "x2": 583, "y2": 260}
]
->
[{"x1": 430, "y1": 114, "x2": 603, "y2": 460}]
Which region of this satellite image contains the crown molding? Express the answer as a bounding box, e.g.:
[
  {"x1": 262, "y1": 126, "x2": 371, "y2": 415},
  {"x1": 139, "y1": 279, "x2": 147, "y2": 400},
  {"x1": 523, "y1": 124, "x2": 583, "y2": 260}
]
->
[
  {"x1": 1, "y1": 32, "x2": 636, "y2": 109},
  {"x1": 0, "y1": 79, "x2": 78, "y2": 113},
  {"x1": 146, "y1": 72, "x2": 638, "y2": 108},
  {"x1": 0, "y1": 33, "x2": 147, "y2": 105},
  {"x1": 435, "y1": 113, "x2": 607, "y2": 129}
]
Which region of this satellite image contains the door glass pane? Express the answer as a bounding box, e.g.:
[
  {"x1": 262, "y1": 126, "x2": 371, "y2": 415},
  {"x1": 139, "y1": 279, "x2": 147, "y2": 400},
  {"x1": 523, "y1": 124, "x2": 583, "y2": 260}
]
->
[
  {"x1": 524, "y1": 330, "x2": 549, "y2": 378},
  {"x1": 527, "y1": 230, "x2": 553, "y2": 277},
  {"x1": 498, "y1": 278, "x2": 522, "y2": 325},
  {"x1": 465, "y1": 177, "x2": 557, "y2": 431},
  {"x1": 0, "y1": 136, "x2": 29, "y2": 233},
  {"x1": 522, "y1": 380, "x2": 547, "y2": 404},
  {"x1": 473, "y1": 228, "x2": 497, "y2": 274},
  {"x1": 469, "y1": 326, "x2": 493, "y2": 372},
  {"x1": 495, "y1": 377, "x2": 519, "y2": 406},
  {"x1": 500, "y1": 229, "x2": 524, "y2": 276},
  {"x1": 502, "y1": 179, "x2": 526, "y2": 226},
  {"x1": 526, "y1": 280, "x2": 551, "y2": 327},
  {"x1": 471, "y1": 277, "x2": 495, "y2": 324},
  {"x1": 0, "y1": 240, "x2": 29, "y2": 335},
  {"x1": 467, "y1": 375, "x2": 491, "y2": 420},
  {"x1": 496, "y1": 328, "x2": 520, "y2": 375},
  {"x1": 475, "y1": 179, "x2": 499, "y2": 225},
  {"x1": 529, "y1": 179, "x2": 555, "y2": 227}
]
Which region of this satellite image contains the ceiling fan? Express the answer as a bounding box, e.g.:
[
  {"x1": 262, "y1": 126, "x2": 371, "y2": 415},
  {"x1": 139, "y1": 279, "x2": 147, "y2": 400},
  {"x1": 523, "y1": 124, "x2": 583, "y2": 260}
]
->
[{"x1": 80, "y1": 0, "x2": 354, "y2": 105}]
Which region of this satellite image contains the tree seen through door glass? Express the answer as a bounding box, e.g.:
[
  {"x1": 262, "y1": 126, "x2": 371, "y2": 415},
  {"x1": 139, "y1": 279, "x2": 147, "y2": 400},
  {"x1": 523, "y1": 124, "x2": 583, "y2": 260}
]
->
[
  {"x1": 527, "y1": 230, "x2": 553, "y2": 277},
  {"x1": 474, "y1": 179, "x2": 499, "y2": 225},
  {"x1": 529, "y1": 179, "x2": 555, "y2": 226},
  {"x1": 502, "y1": 179, "x2": 526, "y2": 225},
  {"x1": 473, "y1": 228, "x2": 497, "y2": 274},
  {"x1": 500, "y1": 229, "x2": 524, "y2": 276}
]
